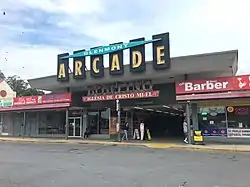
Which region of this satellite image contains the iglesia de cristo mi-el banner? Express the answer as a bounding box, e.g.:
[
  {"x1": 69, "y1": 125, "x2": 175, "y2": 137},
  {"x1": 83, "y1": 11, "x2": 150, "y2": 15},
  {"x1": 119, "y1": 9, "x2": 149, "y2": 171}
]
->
[{"x1": 56, "y1": 32, "x2": 170, "y2": 81}]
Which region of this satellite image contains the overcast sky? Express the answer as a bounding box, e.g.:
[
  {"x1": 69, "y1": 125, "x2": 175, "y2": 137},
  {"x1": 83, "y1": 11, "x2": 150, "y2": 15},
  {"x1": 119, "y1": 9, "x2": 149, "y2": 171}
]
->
[{"x1": 0, "y1": 0, "x2": 249, "y2": 79}]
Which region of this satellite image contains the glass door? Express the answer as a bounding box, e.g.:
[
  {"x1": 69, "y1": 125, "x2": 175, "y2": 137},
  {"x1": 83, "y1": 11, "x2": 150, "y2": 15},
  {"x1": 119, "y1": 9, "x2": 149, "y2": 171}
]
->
[
  {"x1": 74, "y1": 118, "x2": 81, "y2": 136},
  {"x1": 68, "y1": 117, "x2": 82, "y2": 137}
]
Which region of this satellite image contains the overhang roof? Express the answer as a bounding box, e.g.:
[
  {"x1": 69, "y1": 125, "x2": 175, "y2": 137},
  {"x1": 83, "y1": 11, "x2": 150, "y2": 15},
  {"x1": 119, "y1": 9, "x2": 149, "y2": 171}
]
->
[{"x1": 28, "y1": 50, "x2": 238, "y2": 91}]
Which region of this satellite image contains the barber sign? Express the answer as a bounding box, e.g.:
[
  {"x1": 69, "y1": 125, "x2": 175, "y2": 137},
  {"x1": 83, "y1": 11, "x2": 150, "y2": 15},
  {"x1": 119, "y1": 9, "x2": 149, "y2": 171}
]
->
[{"x1": 175, "y1": 75, "x2": 250, "y2": 94}]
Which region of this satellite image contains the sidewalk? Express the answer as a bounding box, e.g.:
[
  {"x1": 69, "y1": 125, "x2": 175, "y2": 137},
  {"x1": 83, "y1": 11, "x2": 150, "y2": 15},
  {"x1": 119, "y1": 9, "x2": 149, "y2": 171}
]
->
[{"x1": 0, "y1": 137, "x2": 250, "y2": 152}]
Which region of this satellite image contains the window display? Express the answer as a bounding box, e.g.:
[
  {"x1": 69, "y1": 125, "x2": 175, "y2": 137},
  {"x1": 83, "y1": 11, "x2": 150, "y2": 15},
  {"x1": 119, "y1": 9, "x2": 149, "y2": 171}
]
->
[
  {"x1": 198, "y1": 106, "x2": 227, "y2": 136},
  {"x1": 38, "y1": 111, "x2": 65, "y2": 135},
  {"x1": 87, "y1": 108, "x2": 110, "y2": 134}
]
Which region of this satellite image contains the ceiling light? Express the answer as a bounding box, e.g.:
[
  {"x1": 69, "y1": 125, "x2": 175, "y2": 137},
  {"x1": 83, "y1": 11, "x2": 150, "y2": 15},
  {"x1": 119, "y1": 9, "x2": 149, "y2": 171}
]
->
[
  {"x1": 163, "y1": 105, "x2": 170, "y2": 108},
  {"x1": 156, "y1": 110, "x2": 163, "y2": 113},
  {"x1": 164, "y1": 112, "x2": 169, "y2": 114},
  {"x1": 146, "y1": 108, "x2": 154, "y2": 111},
  {"x1": 134, "y1": 107, "x2": 143, "y2": 110}
]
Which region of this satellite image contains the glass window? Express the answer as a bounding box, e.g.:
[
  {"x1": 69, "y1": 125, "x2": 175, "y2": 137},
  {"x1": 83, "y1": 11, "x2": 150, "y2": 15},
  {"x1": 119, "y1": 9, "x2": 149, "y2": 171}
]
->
[
  {"x1": 38, "y1": 111, "x2": 65, "y2": 135},
  {"x1": 198, "y1": 106, "x2": 227, "y2": 129},
  {"x1": 226, "y1": 106, "x2": 250, "y2": 129},
  {"x1": 87, "y1": 108, "x2": 110, "y2": 134},
  {"x1": 87, "y1": 111, "x2": 99, "y2": 134},
  {"x1": 100, "y1": 109, "x2": 109, "y2": 134}
]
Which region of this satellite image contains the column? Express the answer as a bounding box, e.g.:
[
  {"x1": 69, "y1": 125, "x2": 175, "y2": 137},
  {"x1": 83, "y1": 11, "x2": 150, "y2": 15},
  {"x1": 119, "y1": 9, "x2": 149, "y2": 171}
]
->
[
  {"x1": 191, "y1": 103, "x2": 199, "y2": 130},
  {"x1": 22, "y1": 112, "x2": 26, "y2": 138},
  {"x1": 65, "y1": 109, "x2": 69, "y2": 140},
  {"x1": 186, "y1": 103, "x2": 192, "y2": 144},
  {"x1": 82, "y1": 109, "x2": 87, "y2": 137}
]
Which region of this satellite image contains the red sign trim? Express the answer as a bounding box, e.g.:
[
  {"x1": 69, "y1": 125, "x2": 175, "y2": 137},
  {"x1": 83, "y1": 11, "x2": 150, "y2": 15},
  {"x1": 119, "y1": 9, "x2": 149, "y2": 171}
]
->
[
  {"x1": 0, "y1": 103, "x2": 70, "y2": 112},
  {"x1": 176, "y1": 90, "x2": 250, "y2": 101},
  {"x1": 82, "y1": 91, "x2": 160, "y2": 102}
]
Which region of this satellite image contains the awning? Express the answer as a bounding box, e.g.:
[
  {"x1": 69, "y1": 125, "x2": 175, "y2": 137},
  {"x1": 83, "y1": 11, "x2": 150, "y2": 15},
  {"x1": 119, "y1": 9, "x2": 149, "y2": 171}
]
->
[{"x1": 0, "y1": 103, "x2": 70, "y2": 112}]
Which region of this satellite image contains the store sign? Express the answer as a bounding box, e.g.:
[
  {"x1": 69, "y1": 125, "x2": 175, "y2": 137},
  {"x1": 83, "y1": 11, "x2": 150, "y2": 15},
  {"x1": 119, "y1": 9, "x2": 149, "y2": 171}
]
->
[
  {"x1": 0, "y1": 99, "x2": 13, "y2": 107},
  {"x1": 42, "y1": 93, "x2": 72, "y2": 104},
  {"x1": 176, "y1": 74, "x2": 250, "y2": 94},
  {"x1": 82, "y1": 90, "x2": 159, "y2": 102},
  {"x1": 13, "y1": 93, "x2": 72, "y2": 106},
  {"x1": 202, "y1": 128, "x2": 227, "y2": 136},
  {"x1": 13, "y1": 96, "x2": 38, "y2": 106},
  {"x1": 57, "y1": 32, "x2": 170, "y2": 81},
  {"x1": 87, "y1": 80, "x2": 153, "y2": 96},
  {"x1": 227, "y1": 128, "x2": 250, "y2": 138}
]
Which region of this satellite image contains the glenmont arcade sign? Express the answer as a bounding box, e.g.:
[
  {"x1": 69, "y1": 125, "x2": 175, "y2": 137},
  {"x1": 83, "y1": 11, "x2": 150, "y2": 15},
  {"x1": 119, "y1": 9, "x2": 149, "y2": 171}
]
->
[{"x1": 57, "y1": 32, "x2": 170, "y2": 81}]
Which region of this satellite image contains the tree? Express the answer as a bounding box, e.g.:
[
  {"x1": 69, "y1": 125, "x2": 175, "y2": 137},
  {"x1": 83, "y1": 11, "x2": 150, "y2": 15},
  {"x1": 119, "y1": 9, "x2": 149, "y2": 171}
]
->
[
  {"x1": 5, "y1": 75, "x2": 44, "y2": 97},
  {"x1": 0, "y1": 70, "x2": 6, "y2": 80}
]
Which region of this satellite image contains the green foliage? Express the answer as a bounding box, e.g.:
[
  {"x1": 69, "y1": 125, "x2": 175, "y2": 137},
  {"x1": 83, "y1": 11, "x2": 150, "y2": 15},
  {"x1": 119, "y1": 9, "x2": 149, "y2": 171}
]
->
[{"x1": 1, "y1": 71, "x2": 44, "y2": 97}]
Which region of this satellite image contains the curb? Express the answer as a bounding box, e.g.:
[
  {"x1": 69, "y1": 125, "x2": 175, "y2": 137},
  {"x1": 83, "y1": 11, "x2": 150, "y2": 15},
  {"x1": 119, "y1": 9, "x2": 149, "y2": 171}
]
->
[{"x1": 0, "y1": 138, "x2": 249, "y2": 152}]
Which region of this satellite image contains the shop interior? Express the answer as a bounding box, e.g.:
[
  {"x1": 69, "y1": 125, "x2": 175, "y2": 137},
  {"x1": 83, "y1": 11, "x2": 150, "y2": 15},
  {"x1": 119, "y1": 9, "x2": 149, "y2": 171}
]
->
[{"x1": 127, "y1": 104, "x2": 185, "y2": 139}]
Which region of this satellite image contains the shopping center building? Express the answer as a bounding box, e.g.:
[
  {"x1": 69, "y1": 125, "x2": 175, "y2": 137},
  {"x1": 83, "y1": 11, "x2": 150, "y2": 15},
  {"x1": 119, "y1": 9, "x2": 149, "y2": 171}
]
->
[{"x1": 0, "y1": 32, "x2": 242, "y2": 140}]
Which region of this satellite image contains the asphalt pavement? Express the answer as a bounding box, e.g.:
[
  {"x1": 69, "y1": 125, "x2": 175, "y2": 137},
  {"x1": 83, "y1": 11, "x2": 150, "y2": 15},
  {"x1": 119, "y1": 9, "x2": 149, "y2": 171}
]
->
[{"x1": 0, "y1": 142, "x2": 249, "y2": 187}]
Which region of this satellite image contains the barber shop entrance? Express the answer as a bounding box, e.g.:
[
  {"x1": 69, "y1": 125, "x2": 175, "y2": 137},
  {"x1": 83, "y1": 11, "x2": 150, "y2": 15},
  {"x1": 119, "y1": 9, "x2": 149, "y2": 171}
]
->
[{"x1": 69, "y1": 117, "x2": 82, "y2": 137}]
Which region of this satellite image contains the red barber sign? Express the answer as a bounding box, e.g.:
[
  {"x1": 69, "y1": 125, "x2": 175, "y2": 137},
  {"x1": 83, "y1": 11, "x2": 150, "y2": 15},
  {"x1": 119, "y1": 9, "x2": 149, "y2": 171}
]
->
[{"x1": 176, "y1": 75, "x2": 250, "y2": 94}]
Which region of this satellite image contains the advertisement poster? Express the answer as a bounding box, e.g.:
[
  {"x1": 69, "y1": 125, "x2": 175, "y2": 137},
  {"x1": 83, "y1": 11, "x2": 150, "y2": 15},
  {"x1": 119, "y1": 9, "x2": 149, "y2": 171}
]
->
[
  {"x1": 202, "y1": 128, "x2": 227, "y2": 136},
  {"x1": 227, "y1": 128, "x2": 250, "y2": 138},
  {"x1": 109, "y1": 117, "x2": 117, "y2": 135}
]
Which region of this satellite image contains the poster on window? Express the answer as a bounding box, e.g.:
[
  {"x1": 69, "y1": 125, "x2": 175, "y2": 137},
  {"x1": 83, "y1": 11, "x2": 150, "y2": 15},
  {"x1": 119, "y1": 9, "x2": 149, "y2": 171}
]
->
[
  {"x1": 109, "y1": 117, "x2": 117, "y2": 135},
  {"x1": 227, "y1": 128, "x2": 250, "y2": 138},
  {"x1": 202, "y1": 128, "x2": 227, "y2": 136}
]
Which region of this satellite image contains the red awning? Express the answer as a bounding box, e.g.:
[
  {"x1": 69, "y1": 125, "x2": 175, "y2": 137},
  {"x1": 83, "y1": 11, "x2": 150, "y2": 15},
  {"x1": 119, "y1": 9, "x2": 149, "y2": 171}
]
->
[{"x1": 0, "y1": 103, "x2": 70, "y2": 112}]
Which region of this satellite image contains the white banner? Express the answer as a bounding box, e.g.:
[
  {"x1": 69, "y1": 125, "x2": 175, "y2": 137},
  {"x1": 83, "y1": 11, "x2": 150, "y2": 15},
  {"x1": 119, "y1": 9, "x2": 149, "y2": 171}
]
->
[{"x1": 227, "y1": 128, "x2": 250, "y2": 138}]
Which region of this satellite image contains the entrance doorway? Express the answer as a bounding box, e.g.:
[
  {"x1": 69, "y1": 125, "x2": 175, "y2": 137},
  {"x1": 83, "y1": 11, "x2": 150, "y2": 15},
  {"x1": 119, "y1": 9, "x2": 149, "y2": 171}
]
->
[
  {"x1": 69, "y1": 117, "x2": 82, "y2": 137},
  {"x1": 130, "y1": 105, "x2": 184, "y2": 140}
]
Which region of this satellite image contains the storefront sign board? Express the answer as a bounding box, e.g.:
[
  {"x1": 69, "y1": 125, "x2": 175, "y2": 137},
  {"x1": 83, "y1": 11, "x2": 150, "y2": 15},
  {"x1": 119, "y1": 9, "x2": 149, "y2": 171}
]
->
[
  {"x1": 0, "y1": 99, "x2": 13, "y2": 107},
  {"x1": 176, "y1": 74, "x2": 250, "y2": 94},
  {"x1": 82, "y1": 90, "x2": 159, "y2": 102},
  {"x1": 13, "y1": 93, "x2": 72, "y2": 106},
  {"x1": 87, "y1": 80, "x2": 153, "y2": 96},
  {"x1": 42, "y1": 93, "x2": 72, "y2": 103},
  {"x1": 13, "y1": 96, "x2": 38, "y2": 106},
  {"x1": 227, "y1": 128, "x2": 250, "y2": 138},
  {"x1": 57, "y1": 32, "x2": 170, "y2": 81}
]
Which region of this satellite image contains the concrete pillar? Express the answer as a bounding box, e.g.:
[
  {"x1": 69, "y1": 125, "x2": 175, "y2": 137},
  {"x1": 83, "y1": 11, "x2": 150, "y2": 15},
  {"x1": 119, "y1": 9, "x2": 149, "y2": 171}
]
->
[
  {"x1": 65, "y1": 109, "x2": 69, "y2": 140},
  {"x1": 191, "y1": 103, "x2": 199, "y2": 130},
  {"x1": 22, "y1": 112, "x2": 26, "y2": 138},
  {"x1": 185, "y1": 103, "x2": 192, "y2": 144},
  {"x1": 82, "y1": 109, "x2": 87, "y2": 137}
]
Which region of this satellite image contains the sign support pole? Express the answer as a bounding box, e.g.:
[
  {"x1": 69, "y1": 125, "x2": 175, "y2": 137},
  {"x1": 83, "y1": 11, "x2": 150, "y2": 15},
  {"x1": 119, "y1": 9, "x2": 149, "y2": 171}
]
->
[{"x1": 116, "y1": 99, "x2": 121, "y2": 142}]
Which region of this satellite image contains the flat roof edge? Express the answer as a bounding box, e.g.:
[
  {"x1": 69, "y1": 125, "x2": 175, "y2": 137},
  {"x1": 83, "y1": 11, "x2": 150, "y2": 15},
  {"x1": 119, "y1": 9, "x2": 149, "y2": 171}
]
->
[{"x1": 28, "y1": 49, "x2": 238, "y2": 82}]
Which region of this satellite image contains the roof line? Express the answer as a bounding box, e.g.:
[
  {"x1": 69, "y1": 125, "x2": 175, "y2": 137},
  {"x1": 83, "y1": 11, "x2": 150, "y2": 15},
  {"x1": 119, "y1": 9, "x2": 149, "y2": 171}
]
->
[{"x1": 28, "y1": 49, "x2": 238, "y2": 81}]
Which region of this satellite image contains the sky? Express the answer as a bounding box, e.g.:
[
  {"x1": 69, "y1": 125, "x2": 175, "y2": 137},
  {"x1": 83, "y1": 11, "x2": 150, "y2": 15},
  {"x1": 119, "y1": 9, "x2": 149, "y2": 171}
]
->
[{"x1": 0, "y1": 0, "x2": 249, "y2": 80}]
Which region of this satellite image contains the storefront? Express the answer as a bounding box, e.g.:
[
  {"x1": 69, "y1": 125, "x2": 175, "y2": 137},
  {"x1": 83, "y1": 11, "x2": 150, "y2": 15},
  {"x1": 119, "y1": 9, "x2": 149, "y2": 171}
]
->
[
  {"x1": 176, "y1": 74, "x2": 250, "y2": 139},
  {"x1": 0, "y1": 93, "x2": 72, "y2": 137},
  {"x1": 0, "y1": 32, "x2": 238, "y2": 140}
]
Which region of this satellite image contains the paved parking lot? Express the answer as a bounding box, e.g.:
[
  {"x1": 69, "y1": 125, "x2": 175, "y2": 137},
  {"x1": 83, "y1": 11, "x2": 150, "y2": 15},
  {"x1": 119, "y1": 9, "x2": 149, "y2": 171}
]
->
[{"x1": 0, "y1": 142, "x2": 249, "y2": 187}]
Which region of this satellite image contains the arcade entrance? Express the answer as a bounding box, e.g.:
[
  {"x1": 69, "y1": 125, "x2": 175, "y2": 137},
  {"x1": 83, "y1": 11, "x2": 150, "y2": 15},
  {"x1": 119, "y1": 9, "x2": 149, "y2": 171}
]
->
[{"x1": 129, "y1": 105, "x2": 184, "y2": 139}]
